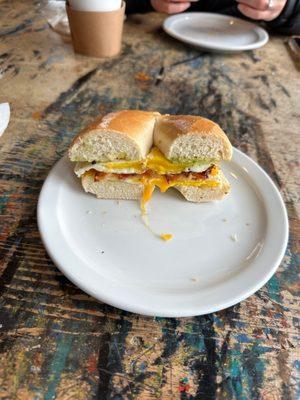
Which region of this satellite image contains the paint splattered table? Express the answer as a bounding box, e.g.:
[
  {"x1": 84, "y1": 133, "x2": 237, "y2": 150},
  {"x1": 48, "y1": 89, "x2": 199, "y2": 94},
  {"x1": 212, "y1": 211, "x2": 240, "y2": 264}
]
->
[{"x1": 0, "y1": 1, "x2": 299, "y2": 398}]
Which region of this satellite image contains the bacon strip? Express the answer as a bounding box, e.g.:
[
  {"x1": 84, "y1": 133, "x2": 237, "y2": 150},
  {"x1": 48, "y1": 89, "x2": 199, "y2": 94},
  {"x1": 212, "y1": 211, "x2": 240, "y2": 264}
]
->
[
  {"x1": 94, "y1": 171, "x2": 107, "y2": 182},
  {"x1": 93, "y1": 166, "x2": 218, "y2": 183}
]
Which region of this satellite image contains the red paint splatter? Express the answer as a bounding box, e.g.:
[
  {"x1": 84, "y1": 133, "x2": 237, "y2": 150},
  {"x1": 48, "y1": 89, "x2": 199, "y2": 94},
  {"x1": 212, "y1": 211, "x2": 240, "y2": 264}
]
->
[
  {"x1": 87, "y1": 354, "x2": 98, "y2": 373},
  {"x1": 281, "y1": 318, "x2": 289, "y2": 328},
  {"x1": 33, "y1": 352, "x2": 42, "y2": 367},
  {"x1": 179, "y1": 384, "x2": 190, "y2": 392},
  {"x1": 135, "y1": 72, "x2": 151, "y2": 81},
  {"x1": 179, "y1": 377, "x2": 190, "y2": 393}
]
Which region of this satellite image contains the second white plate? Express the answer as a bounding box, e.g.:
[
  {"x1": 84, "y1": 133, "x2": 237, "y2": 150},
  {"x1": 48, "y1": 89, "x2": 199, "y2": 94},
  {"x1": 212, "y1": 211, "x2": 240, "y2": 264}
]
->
[
  {"x1": 38, "y1": 149, "x2": 288, "y2": 317},
  {"x1": 163, "y1": 13, "x2": 269, "y2": 52}
]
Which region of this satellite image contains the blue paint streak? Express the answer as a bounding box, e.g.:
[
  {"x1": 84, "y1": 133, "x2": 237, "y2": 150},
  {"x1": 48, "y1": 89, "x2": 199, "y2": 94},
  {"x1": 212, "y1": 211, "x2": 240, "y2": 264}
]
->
[
  {"x1": 42, "y1": 55, "x2": 64, "y2": 68},
  {"x1": 0, "y1": 20, "x2": 31, "y2": 36},
  {"x1": 293, "y1": 360, "x2": 300, "y2": 399},
  {"x1": 243, "y1": 344, "x2": 266, "y2": 398},
  {"x1": 294, "y1": 360, "x2": 300, "y2": 371},
  {"x1": 236, "y1": 334, "x2": 253, "y2": 344},
  {"x1": 266, "y1": 275, "x2": 282, "y2": 303},
  {"x1": 140, "y1": 361, "x2": 147, "y2": 371},
  {"x1": 44, "y1": 334, "x2": 73, "y2": 400},
  {"x1": 231, "y1": 358, "x2": 240, "y2": 378},
  {"x1": 274, "y1": 313, "x2": 282, "y2": 319},
  {"x1": 228, "y1": 356, "x2": 248, "y2": 400}
]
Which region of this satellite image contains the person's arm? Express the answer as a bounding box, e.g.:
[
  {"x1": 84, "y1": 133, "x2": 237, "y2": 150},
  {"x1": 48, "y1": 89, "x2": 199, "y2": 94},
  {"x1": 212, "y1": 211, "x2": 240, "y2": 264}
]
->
[
  {"x1": 125, "y1": 0, "x2": 300, "y2": 34},
  {"x1": 125, "y1": 0, "x2": 154, "y2": 13}
]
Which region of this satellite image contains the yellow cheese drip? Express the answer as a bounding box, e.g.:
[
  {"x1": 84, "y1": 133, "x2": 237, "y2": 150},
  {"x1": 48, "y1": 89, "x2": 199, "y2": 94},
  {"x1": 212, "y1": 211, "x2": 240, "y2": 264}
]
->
[
  {"x1": 138, "y1": 175, "x2": 219, "y2": 214},
  {"x1": 160, "y1": 234, "x2": 173, "y2": 241},
  {"x1": 88, "y1": 149, "x2": 220, "y2": 217}
]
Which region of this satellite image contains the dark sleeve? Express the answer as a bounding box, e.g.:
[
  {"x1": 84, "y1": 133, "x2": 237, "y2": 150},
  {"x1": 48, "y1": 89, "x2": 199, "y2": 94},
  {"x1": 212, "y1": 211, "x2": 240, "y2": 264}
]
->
[
  {"x1": 266, "y1": 0, "x2": 300, "y2": 35},
  {"x1": 195, "y1": 0, "x2": 300, "y2": 35},
  {"x1": 125, "y1": 0, "x2": 154, "y2": 14},
  {"x1": 124, "y1": 0, "x2": 300, "y2": 34}
]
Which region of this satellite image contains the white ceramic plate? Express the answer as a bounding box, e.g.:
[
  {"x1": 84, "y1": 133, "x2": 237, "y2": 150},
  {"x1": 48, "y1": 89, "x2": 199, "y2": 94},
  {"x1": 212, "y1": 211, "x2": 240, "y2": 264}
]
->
[
  {"x1": 38, "y1": 149, "x2": 288, "y2": 317},
  {"x1": 163, "y1": 13, "x2": 269, "y2": 52}
]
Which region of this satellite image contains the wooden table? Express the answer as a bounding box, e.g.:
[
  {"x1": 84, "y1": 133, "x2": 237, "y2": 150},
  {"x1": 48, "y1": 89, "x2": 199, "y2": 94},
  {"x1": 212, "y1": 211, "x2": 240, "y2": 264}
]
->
[{"x1": 0, "y1": 1, "x2": 299, "y2": 399}]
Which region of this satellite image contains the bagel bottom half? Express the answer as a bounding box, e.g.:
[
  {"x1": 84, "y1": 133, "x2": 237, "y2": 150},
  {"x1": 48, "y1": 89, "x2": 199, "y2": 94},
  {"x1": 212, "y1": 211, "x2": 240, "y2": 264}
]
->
[{"x1": 81, "y1": 169, "x2": 230, "y2": 203}]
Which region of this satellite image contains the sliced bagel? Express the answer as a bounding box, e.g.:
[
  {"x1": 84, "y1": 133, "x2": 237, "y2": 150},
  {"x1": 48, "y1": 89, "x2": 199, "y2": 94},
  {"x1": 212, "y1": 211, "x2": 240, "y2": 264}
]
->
[
  {"x1": 69, "y1": 110, "x2": 160, "y2": 162},
  {"x1": 154, "y1": 114, "x2": 232, "y2": 162}
]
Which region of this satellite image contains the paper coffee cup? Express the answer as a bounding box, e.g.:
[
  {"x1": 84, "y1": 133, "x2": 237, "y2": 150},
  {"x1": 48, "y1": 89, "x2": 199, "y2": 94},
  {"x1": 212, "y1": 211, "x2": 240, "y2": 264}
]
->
[
  {"x1": 69, "y1": 0, "x2": 122, "y2": 12},
  {"x1": 66, "y1": 1, "x2": 125, "y2": 58}
]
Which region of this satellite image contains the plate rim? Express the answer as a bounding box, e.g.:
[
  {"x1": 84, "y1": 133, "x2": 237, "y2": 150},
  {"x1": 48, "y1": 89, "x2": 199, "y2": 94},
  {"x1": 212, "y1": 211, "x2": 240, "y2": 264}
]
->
[
  {"x1": 163, "y1": 12, "x2": 269, "y2": 52},
  {"x1": 37, "y1": 148, "x2": 288, "y2": 317}
]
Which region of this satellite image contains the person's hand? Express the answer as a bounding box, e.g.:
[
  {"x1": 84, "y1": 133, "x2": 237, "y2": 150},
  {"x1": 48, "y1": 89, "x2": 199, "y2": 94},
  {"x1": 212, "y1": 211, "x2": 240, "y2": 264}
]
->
[
  {"x1": 236, "y1": 0, "x2": 287, "y2": 21},
  {"x1": 150, "y1": 0, "x2": 191, "y2": 14}
]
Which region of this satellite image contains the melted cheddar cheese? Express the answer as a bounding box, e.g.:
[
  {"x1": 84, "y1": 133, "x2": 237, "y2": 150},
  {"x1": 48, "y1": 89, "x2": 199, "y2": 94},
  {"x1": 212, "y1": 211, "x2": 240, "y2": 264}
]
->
[
  {"x1": 101, "y1": 160, "x2": 144, "y2": 172},
  {"x1": 88, "y1": 166, "x2": 220, "y2": 215},
  {"x1": 79, "y1": 148, "x2": 224, "y2": 242},
  {"x1": 138, "y1": 174, "x2": 219, "y2": 214},
  {"x1": 145, "y1": 147, "x2": 193, "y2": 174},
  {"x1": 76, "y1": 147, "x2": 215, "y2": 177}
]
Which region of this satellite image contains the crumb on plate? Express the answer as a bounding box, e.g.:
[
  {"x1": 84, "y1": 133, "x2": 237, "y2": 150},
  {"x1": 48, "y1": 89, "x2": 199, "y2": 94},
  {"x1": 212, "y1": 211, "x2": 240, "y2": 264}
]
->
[{"x1": 230, "y1": 234, "x2": 238, "y2": 242}]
